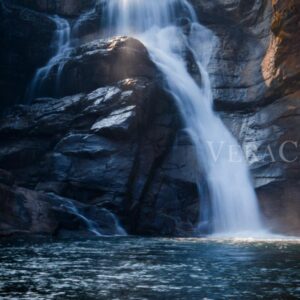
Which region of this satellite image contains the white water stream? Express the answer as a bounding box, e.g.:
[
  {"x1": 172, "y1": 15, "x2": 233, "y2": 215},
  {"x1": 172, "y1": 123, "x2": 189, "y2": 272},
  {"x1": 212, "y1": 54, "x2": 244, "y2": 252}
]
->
[{"x1": 26, "y1": 15, "x2": 70, "y2": 100}]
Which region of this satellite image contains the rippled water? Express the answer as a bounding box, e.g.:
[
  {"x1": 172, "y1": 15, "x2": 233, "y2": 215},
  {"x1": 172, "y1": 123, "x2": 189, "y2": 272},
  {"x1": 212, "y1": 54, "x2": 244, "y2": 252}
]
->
[{"x1": 0, "y1": 237, "x2": 299, "y2": 299}]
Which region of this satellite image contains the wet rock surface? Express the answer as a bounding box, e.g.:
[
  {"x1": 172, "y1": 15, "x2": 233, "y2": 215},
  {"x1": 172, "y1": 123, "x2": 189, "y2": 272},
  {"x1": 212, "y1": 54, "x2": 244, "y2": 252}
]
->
[
  {"x1": 0, "y1": 182, "x2": 124, "y2": 237},
  {"x1": 0, "y1": 34, "x2": 200, "y2": 237},
  {"x1": 184, "y1": 0, "x2": 300, "y2": 235},
  {"x1": 40, "y1": 37, "x2": 157, "y2": 98},
  {"x1": 0, "y1": 77, "x2": 200, "y2": 236}
]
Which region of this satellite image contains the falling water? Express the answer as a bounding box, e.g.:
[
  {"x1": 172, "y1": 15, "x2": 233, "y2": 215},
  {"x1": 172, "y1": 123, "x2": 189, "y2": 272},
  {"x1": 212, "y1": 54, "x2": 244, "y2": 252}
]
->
[
  {"x1": 63, "y1": 200, "x2": 102, "y2": 236},
  {"x1": 102, "y1": 209, "x2": 128, "y2": 236},
  {"x1": 58, "y1": 199, "x2": 127, "y2": 237},
  {"x1": 102, "y1": 0, "x2": 264, "y2": 235},
  {"x1": 26, "y1": 15, "x2": 70, "y2": 101}
]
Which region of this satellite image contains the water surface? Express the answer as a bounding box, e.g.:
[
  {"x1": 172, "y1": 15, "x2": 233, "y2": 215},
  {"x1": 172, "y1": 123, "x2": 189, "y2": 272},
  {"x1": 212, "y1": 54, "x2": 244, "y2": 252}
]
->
[{"x1": 0, "y1": 237, "x2": 299, "y2": 299}]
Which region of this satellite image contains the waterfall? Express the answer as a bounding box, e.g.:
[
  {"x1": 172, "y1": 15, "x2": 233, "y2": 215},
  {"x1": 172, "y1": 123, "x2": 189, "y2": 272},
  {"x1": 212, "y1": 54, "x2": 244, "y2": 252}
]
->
[
  {"x1": 102, "y1": 0, "x2": 264, "y2": 236},
  {"x1": 26, "y1": 15, "x2": 71, "y2": 101}
]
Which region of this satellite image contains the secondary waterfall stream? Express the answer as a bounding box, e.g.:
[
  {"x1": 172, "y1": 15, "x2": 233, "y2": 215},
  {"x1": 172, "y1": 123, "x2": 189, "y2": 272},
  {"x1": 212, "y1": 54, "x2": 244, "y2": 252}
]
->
[
  {"x1": 102, "y1": 0, "x2": 264, "y2": 235},
  {"x1": 26, "y1": 15, "x2": 71, "y2": 101}
]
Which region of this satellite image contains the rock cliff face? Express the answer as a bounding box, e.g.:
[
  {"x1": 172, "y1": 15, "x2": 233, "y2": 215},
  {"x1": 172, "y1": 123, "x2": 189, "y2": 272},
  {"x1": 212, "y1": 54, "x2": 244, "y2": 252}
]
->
[
  {"x1": 194, "y1": 0, "x2": 300, "y2": 234},
  {"x1": 0, "y1": 0, "x2": 299, "y2": 237},
  {"x1": 201, "y1": 0, "x2": 300, "y2": 234}
]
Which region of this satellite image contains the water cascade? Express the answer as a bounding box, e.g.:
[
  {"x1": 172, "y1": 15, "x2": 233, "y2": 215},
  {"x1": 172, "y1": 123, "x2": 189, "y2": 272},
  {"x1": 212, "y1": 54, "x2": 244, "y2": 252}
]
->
[
  {"x1": 102, "y1": 0, "x2": 264, "y2": 235},
  {"x1": 102, "y1": 209, "x2": 128, "y2": 236},
  {"x1": 26, "y1": 15, "x2": 71, "y2": 101},
  {"x1": 62, "y1": 201, "x2": 127, "y2": 236},
  {"x1": 63, "y1": 200, "x2": 102, "y2": 236}
]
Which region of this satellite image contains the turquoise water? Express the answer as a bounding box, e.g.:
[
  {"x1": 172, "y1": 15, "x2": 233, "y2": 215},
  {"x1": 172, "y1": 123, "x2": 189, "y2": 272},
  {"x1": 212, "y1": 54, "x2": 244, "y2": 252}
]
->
[{"x1": 0, "y1": 237, "x2": 299, "y2": 299}]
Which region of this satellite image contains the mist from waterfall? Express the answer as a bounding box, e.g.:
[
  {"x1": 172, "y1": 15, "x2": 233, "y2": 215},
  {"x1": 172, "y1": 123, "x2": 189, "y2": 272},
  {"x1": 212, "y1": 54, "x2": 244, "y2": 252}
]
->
[
  {"x1": 26, "y1": 15, "x2": 70, "y2": 101},
  {"x1": 102, "y1": 0, "x2": 264, "y2": 236}
]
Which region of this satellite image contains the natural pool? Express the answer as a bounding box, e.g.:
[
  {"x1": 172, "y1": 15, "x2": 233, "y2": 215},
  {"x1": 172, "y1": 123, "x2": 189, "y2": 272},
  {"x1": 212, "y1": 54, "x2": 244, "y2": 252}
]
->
[{"x1": 0, "y1": 237, "x2": 299, "y2": 299}]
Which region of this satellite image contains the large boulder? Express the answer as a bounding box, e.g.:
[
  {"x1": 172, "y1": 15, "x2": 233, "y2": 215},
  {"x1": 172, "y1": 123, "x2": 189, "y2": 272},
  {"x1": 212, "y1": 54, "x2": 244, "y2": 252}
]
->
[
  {"x1": 0, "y1": 183, "x2": 59, "y2": 237},
  {"x1": 36, "y1": 37, "x2": 157, "y2": 98},
  {"x1": 0, "y1": 69, "x2": 200, "y2": 236}
]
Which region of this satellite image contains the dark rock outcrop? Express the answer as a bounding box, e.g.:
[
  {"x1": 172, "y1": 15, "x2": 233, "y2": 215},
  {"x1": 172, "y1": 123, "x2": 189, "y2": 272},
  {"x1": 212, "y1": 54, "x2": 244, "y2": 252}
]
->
[
  {"x1": 0, "y1": 36, "x2": 199, "y2": 237},
  {"x1": 0, "y1": 182, "x2": 123, "y2": 237}
]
